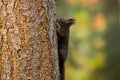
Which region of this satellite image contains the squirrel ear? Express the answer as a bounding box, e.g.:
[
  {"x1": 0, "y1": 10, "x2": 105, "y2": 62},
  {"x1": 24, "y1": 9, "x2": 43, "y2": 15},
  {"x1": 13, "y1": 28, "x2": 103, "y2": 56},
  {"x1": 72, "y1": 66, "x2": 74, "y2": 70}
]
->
[{"x1": 67, "y1": 19, "x2": 75, "y2": 27}]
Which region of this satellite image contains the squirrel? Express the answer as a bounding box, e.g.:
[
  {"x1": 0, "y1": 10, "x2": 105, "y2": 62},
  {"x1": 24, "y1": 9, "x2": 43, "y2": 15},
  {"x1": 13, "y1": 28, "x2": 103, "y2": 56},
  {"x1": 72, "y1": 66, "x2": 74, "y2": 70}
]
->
[{"x1": 56, "y1": 18, "x2": 75, "y2": 80}]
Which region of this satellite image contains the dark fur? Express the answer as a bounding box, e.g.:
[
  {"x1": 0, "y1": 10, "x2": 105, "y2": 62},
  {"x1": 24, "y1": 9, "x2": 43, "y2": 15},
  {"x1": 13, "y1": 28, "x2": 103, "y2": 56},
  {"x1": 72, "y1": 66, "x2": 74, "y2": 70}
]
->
[{"x1": 56, "y1": 18, "x2": 75, "y2": 80}]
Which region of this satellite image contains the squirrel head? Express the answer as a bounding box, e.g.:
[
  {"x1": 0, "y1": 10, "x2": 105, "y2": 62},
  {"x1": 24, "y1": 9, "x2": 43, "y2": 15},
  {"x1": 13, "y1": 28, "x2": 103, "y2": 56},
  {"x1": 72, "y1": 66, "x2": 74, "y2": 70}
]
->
[
  {"x1": 57, "y1": 18, "x2": 75, "y2": 37},
  {"x1": 57, "y1": 18, "x2": 75, "y2": 29}
]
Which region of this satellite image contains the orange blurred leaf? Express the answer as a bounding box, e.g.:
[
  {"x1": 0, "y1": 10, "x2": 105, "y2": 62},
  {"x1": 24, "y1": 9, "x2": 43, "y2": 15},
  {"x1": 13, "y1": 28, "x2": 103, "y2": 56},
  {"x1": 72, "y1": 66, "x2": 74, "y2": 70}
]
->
[{"x1": 92, "y1": 13, "x2": 106, "y2": 32}]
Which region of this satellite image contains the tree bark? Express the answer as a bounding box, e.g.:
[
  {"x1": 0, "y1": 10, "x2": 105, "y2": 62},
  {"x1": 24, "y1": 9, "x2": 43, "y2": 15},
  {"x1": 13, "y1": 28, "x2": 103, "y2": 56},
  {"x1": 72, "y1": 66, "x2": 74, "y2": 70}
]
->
[{"x1": 0, "y1": 0, "x2": 59, "y2": 80}]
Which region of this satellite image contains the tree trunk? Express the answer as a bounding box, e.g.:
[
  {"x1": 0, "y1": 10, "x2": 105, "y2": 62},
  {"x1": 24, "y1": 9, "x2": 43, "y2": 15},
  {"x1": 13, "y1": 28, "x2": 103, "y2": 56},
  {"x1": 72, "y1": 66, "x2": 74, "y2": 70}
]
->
[{"x1": 0, "y1": 0, "x2": 59, "y2": 80}]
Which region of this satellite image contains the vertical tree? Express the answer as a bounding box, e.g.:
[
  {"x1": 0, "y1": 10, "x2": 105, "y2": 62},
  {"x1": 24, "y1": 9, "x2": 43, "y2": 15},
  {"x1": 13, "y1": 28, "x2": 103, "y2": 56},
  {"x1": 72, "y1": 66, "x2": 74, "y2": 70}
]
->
[
  {"x1": 103, "y1": 0, "x2": 120, "y2": 80},
  {"x1": 0, "y1": 0, "x2": 59, "y2": 80}
]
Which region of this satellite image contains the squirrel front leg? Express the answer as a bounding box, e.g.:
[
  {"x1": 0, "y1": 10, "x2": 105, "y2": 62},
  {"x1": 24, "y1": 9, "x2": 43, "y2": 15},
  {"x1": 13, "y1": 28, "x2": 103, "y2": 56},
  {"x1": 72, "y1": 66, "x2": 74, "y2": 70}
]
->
[{"x1": 56, "y1": 18, "x2": 75, "y2": 80}]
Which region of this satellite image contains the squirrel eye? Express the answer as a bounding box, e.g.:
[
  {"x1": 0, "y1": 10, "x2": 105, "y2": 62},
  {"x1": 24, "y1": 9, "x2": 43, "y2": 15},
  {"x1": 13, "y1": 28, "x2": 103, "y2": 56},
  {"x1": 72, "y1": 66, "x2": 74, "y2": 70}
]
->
[{"x1": 60, "y1": 19, "x2": 64, "y2": 23}]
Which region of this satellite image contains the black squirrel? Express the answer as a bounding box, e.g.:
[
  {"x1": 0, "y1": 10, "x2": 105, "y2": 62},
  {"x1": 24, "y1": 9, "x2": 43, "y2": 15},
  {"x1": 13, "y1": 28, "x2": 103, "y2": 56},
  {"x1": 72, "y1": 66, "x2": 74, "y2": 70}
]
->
[{"x1": 56, "y1": 18, "x2": 75, "y2": 80}]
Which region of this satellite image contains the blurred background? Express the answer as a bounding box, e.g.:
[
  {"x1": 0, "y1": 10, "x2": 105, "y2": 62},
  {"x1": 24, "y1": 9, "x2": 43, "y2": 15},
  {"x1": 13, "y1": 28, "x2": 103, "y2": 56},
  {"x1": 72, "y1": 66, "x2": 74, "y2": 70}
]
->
[{"x1": 57, "y1": 0, "x2": 120, "y2": 80}]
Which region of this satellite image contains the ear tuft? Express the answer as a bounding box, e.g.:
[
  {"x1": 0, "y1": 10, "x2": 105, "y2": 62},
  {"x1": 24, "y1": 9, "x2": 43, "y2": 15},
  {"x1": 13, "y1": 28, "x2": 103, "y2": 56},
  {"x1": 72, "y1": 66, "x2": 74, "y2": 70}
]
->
[{"x1": 67, "y1": 18, "x2": 75, "y2": 26}]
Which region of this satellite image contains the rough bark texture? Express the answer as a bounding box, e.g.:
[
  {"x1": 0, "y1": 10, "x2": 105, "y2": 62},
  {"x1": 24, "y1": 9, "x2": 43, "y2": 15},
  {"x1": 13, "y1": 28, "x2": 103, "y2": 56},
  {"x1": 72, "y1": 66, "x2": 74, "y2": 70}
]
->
[{"x1": 0, "y1": 0, "x2": 59, "y2": 80}]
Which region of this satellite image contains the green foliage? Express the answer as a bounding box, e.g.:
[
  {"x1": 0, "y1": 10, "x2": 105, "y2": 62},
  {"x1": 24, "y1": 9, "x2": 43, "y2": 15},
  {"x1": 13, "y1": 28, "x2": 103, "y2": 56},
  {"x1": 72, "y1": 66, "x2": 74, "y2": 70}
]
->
[{"x1": 57, "y1": 0, "x2": 119, "y2": 80}]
